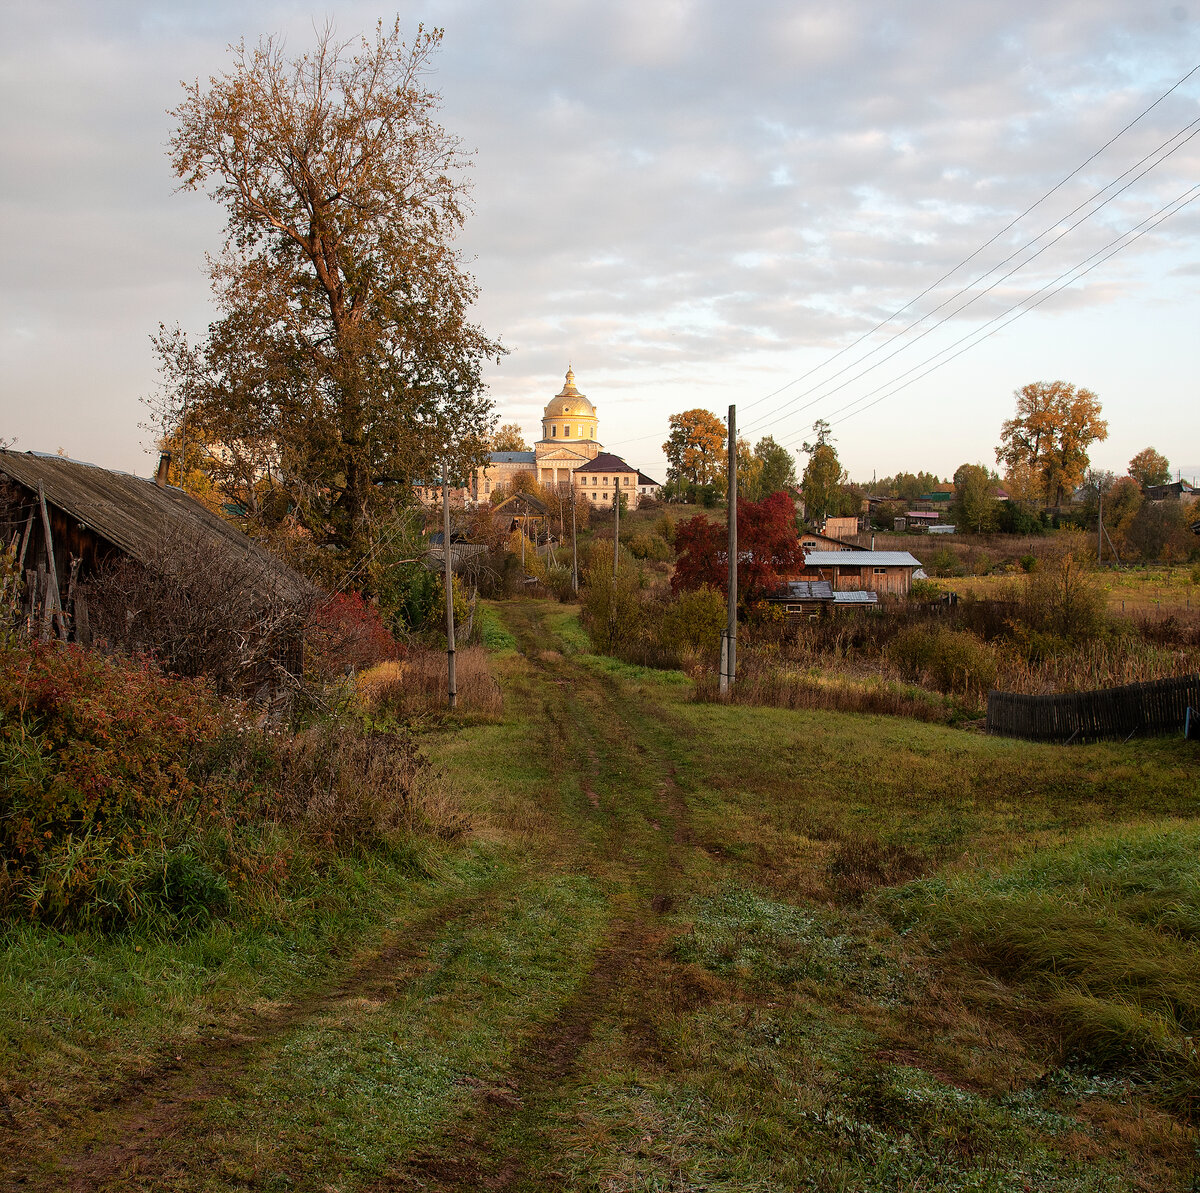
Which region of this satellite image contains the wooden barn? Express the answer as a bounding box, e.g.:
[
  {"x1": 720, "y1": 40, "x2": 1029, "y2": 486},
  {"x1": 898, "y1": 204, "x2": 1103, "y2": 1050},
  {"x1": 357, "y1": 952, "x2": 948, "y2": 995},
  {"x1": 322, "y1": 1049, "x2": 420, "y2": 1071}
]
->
[
  {"x1": 0, "y1": 450, "x2": 310, "y2": 685},
  {"x1": 795, "y1": 550, "x2": 923, "y2": 597}
]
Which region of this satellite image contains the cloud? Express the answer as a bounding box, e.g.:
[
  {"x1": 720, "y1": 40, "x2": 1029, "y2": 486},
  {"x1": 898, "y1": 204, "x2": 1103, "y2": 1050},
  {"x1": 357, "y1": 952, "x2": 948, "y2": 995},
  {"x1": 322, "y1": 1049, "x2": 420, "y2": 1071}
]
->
[{"x1": 2, "y1": 0, "x2": 1197, "y2": 479}]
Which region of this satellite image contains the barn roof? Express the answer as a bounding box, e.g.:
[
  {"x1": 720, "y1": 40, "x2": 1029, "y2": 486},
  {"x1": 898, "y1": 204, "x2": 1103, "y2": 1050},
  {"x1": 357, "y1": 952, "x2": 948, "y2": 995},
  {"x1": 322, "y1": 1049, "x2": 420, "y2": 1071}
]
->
[
  {"x1": 803, "y1": 550, "x2": 922, "y2": 568},
  {"x1": 0, "y1": 449, "x2": 311, "y2": 605}
]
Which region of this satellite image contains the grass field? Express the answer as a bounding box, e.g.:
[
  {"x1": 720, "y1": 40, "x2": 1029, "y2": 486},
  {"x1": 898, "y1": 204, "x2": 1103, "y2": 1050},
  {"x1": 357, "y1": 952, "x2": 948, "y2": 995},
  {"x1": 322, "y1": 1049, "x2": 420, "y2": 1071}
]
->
[
  {"x1": 934, "y1": 565, "x2": 1200, "y2": 614},
  {"x1": 2, "y1": 600, "x2": 1198, "y2": 1191}
]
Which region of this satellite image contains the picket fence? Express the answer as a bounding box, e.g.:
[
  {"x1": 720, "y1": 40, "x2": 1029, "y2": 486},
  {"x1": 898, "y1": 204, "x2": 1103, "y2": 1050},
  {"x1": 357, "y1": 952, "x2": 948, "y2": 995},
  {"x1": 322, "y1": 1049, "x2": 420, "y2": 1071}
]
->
[{"x1": 986, "y1": 674, "x2": 1200, "y2": 743}]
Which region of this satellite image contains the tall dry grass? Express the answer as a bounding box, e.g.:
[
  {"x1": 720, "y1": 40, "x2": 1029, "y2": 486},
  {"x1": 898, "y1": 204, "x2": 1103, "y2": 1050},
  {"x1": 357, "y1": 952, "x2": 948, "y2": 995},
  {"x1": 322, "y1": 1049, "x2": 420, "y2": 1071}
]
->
[
  {"x1": 276, "y1": 722, "x2": 469, "y2": 847},
  {"x1": 694, "y1": 658, "x2": 954, "y2": 723},
  {"x1": 996, "y1": 638, "x2": 1200, "y2": 695},
  {"x1": 356, "y1": 646, "x2": 503, "y2": 720}
]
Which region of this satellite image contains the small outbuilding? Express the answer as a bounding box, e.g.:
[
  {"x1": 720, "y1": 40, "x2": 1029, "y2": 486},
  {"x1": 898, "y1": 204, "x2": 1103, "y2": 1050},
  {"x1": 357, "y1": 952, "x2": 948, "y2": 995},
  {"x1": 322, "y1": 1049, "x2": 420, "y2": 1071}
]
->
[{"x1": 796, "y1": 550, "x2": 923, "y2": 597}]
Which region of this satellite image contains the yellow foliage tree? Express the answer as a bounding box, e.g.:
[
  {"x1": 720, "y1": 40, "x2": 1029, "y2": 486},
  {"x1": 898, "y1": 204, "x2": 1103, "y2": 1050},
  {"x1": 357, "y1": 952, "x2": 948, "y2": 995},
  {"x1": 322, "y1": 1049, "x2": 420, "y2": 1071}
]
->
[
  {"x1": 996, "y1": 381, "x2": 1107, "y2": 509},
  {"x1": 663, "y1": 409, "x2": 727, "y2": 486}
]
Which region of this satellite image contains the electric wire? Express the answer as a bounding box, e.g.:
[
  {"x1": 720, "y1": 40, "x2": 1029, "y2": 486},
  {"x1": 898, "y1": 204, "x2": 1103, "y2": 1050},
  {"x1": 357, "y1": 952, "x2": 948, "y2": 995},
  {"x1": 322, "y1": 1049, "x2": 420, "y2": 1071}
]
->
[
  {"x1": 736, "y1": 59, "x2": 1200, "y2": 417},
  {"x1": 738, "y1": 114, "x2": 1200, "y2": 438},
  {"x1": 818, "y1": 182, "x2": 1200, "y2": 432}
]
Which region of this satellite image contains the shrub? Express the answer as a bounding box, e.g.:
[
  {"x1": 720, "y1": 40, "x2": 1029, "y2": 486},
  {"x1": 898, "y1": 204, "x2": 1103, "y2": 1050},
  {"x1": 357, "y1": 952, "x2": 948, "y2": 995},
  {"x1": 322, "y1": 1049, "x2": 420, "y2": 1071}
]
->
[
  {"x1": 1019, "y1": 553, "x2": 1106, "y2": 644},
  {"x1": 580, "y1": 541, "x2": 644, "y2": 656},
  {"x1": 306, "y1": 592, "x2": 405, "y2": 678},
  {"x1": 0, "y1": 642, "x2": 231, "y2": 925},
  {"x1": 928, "y1": 545, "x2": 963, "y2": 578},
  {"x1": 890, "y1": 626, "x2": 997, "y2": 698},
  {"x1": 627, "y1": 532, "x2": 672, "y2": 562},
  {"x1": 275, "y1": 722, "x2": 468, "y2": 848},
  {"x1": 657, "y1": 586, "x2": 726, "y2": 665},
  {"x1": 0, "y1": 639, "x2": 467, "y2": 929}
]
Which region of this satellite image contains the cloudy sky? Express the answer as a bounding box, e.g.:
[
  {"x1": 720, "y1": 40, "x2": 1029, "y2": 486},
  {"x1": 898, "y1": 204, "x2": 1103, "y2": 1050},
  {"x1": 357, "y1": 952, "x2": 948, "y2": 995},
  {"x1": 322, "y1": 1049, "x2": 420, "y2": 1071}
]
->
[{"x1": 2, "y1": 0, "x2": 1198, "y2": 485}]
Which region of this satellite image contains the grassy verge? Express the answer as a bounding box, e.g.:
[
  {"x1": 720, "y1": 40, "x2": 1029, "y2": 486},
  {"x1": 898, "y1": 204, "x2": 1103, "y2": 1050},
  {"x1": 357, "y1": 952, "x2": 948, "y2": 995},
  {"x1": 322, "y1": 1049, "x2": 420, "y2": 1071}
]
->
[
  {"x1": 0, "y1": 843, "x2": 508, "y2": 1139},
  {"x1": 882, "y1": 823, "x2": 1200, "y2": 1120}
]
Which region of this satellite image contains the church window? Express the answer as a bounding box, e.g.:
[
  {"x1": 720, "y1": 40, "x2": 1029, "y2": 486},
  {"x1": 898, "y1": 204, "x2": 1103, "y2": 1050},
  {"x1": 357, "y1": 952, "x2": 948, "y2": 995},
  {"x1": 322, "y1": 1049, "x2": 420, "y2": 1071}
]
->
[
  {"x1": 564, "y1": 425, "x2": 570, "y2": 437},
  {"x1": 551, "y1": 426, "x2": 556, "y2": 437}
]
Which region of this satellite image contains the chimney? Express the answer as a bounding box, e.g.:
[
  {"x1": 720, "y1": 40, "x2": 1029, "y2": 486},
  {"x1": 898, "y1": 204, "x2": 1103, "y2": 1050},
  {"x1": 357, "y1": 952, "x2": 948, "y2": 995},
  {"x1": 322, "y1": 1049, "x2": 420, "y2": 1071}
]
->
[{"x1": 155, "y1": 452, "x2": 172, "y2": 488}]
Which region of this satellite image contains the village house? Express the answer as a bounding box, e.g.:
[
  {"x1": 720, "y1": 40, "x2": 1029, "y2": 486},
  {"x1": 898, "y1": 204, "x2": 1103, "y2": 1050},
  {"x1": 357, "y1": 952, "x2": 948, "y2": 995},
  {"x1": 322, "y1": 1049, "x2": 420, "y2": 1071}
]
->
[
  {"x1": 764, "y1": 580, "x2": 879, "y2": 622},
  {"x1": 796, "y1": 549, "x2": 923, "y2": 597},
  {"x1": 799, "y1": 527, "x2": 867, "y2": 552}
]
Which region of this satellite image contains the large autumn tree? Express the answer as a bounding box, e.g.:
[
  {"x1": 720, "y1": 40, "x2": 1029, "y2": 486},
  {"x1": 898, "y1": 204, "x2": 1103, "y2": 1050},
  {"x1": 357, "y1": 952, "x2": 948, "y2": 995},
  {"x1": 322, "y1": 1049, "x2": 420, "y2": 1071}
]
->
[
  {"x1": 152, "y1": 22, "x2": 503, "y2": 572},
  {"x1": 1128, "y1": 447, "x2": 1171, "y2": 488},
  {"x1": 672, "y1": 491, "x2": 803, "y2": 603},
  {"x1": 663, "y1": 409, "x2": 727, "y2": 487},
  {"x1": 995, "y1": 381, "x2": 1107, "y2": 510}
]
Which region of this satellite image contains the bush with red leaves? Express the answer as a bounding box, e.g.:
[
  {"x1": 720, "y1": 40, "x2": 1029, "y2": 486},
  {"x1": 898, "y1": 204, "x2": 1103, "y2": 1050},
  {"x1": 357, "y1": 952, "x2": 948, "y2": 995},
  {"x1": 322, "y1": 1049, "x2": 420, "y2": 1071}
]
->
[
  {"x1": 672, "y1": 491, "x2": 803, "y2": 603},
  {"x1": 306, "y1": 592, "x2": 405, "y2": 677}
]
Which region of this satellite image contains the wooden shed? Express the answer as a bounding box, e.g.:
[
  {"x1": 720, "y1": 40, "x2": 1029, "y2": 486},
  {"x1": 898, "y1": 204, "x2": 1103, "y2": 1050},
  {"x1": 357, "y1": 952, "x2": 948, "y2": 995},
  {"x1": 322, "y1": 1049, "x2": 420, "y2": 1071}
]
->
[
  {"x1": 796, "y1": 550, "x2": 923, "y2": 597},
  {"x1": 0, "y1": 450, "x2": 310, "y2": 681}
]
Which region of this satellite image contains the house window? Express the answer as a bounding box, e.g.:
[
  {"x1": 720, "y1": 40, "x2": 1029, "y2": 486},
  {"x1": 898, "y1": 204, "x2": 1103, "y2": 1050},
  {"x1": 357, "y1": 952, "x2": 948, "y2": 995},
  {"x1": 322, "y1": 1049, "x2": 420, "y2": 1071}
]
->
[
  {"x1": 603, "y1": 476, "x2": 609, "y2": 485},
  {"x1": 802, "y1": 539, "x2": 817, "y2": 548},
  {"x1": 591, "y1": 477, "x2": 597, "y2": 485},
  {"x1": 873, "y1": 567, "x2": 887, "y2": 575},
  {"x1": 623, "y1": 476, "x2": 630, "y2": 486},
  {"x1": 603, "y1": 492, "x2": 609, "y2": 500}
]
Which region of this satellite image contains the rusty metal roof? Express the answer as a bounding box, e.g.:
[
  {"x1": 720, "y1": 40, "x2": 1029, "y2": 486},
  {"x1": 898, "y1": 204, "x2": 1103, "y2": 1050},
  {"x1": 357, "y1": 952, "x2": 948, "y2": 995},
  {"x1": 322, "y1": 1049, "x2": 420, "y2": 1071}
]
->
[{"x1": 0, "y1": 449, "x2": 311, "y2": 605}]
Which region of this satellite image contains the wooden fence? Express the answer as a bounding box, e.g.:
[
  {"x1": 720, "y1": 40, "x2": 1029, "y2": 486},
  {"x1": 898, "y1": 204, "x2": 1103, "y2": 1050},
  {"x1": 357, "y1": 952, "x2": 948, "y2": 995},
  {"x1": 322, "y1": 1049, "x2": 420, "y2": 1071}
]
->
[{"x1": 986, "y1": 675, "x2": 1200, "y2": 743}]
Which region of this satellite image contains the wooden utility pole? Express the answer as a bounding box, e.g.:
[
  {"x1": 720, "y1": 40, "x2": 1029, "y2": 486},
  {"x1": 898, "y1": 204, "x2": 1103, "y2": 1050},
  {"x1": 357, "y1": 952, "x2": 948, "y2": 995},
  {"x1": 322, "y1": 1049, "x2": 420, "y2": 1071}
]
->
[
  {"x1": 720, "y1": 406, "x2": 737, "y2": 695},
  {"x1": 613, "y1": 481, "x2": 620, "y2": 580},
  {"x1": 571, "y1": 483, "x2": 579, "y2": 594},
  {"x1": 1097, "y1": 489, "x2": 1103, "y2": 565},
  {"x1": 441, "y1": 470, "x2": 457, "y2": 709}
]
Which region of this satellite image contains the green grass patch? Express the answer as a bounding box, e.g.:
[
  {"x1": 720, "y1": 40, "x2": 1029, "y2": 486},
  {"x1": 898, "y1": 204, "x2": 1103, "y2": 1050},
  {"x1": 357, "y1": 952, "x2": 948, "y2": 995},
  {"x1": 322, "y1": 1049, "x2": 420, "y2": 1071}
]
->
[
  {"x1": 175, "y1": 873, "x2": 608, "y2": 1188},
  {"x1": 0, "y1": 845, "x2": 508, "y2": 1138},
  {"x1": 477, "y1": 603, "x2": 519, "y2": 652},
  {"x1": 882, "y1": 822, "x2": 1200, "y2": 1119},
  {"x1": 544, "y1": 606, "x2": 591, "y2": 655}
]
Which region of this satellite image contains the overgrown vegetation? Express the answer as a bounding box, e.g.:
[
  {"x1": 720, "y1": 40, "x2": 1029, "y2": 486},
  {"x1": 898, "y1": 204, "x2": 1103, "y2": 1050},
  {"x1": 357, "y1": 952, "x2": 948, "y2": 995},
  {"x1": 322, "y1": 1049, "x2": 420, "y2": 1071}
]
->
[
  {"x1": 883, "y1": 825, "x2": 1200, "y2": 1121},
  {"x1": 0, "y1": 640, "x2": 469, "y2": 931}
]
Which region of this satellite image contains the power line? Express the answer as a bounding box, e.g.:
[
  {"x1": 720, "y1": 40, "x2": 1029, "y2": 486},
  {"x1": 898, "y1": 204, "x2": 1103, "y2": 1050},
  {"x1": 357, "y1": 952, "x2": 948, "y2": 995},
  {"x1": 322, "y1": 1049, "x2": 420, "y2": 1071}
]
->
[
  {"x1": 814, "y1": 182, "x2": 1200, "y2": 432},
  {"x1": 748, "y1": 121, "x2": 1200, "y2": 441},
  {"x1": 738, "y1": 59, "x2": 1200, "y2": 418},
  {"x1": 740, "y1": 113, "x2": 1200, "y2": 437}
]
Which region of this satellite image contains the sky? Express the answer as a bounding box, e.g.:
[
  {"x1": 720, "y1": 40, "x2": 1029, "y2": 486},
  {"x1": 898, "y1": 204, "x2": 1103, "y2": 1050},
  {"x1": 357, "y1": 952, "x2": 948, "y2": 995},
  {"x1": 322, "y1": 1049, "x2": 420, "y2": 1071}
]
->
[{"x1": 1, "y1": 0, "x2": 1198, "y2": 486}]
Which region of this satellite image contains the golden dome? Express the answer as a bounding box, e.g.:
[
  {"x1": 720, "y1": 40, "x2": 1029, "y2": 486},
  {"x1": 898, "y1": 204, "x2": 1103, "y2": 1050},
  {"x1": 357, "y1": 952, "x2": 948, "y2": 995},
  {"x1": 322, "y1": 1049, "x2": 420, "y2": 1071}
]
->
[{"x1": 543, "y1": 366, "x2": 596, "y2": 419}]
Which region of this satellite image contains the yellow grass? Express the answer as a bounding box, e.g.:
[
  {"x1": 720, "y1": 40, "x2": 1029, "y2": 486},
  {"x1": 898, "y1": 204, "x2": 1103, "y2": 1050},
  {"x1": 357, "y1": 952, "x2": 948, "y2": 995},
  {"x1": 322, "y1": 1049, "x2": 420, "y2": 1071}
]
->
[
  {"x1": 357, "y1": 646, "x2": 503, "y2": 719},
  {"x1": 932, "y1": 567, "x2": 1200, "y2": 615}
]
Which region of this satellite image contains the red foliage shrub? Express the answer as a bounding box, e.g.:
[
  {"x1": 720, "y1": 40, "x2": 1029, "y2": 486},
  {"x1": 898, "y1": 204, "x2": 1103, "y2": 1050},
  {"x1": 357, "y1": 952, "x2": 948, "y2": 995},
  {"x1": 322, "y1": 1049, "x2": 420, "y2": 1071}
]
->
[
  {"x1": 672, "y1": 491, "x2": 803, "y2": 603},
  {"x1": 306, "y1": 592, "x2": 405, "y2": 677},
  {"x1": 1, "y1": 644, "x2": 225, "y2": 852},
  {"x1": 0, "y1": 642, "x2": 237, "y2": 921}
]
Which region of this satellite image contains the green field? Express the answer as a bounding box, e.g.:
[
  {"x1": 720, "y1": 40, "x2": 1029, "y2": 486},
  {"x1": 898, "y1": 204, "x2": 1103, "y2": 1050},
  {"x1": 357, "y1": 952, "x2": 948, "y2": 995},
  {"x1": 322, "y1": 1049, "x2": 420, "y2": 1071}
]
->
[{"x1": 2, "y1": 599, "x2": 1198, "y2": 1191}]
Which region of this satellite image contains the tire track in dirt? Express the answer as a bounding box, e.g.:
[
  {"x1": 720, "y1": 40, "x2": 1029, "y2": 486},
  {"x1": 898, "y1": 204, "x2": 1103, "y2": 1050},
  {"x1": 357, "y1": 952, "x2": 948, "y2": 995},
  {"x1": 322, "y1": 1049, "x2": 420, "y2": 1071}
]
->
[
  {"x1": 379, "y1": 603, "x2": 701, "y2": 1192},
  {"x1": 1, "y1": 885, "x2": 505, "y2": 1193}
]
